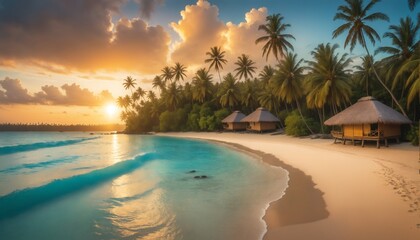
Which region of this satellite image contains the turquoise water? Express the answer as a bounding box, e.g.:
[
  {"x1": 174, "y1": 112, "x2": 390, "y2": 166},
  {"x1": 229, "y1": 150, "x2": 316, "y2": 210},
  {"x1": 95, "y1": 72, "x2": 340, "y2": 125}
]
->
[{"x1": 0, "y1": 132, "x2": 288, "y2": 239}]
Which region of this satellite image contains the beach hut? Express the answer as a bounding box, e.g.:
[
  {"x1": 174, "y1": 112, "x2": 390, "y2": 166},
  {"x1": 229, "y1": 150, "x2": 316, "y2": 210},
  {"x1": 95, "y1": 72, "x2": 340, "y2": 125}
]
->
[
  {"x1": 221, "y1": 111, "x2": 247, "y2": 131},
  {"x1": 324, "y1": 96, "x2": 412, "y2": 148},
  {"x1": 241, "y1": 107, "x2": 280, "y2": 132}
]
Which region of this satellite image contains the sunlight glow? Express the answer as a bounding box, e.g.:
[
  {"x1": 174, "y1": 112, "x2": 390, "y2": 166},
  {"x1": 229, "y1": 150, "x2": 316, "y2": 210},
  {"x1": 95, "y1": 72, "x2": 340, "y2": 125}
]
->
[{"x1": 105, "y1": 103, "x2": 118, "y2": 116}]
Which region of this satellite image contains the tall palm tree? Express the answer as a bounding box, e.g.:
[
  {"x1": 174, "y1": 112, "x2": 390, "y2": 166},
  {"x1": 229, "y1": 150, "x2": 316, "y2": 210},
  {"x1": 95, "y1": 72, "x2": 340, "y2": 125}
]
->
[
  {"x1": 205, "y1": 46, "x2": 227, "y2": 82},
  {"x1": 135, "y1": 87, "x2": 146, "y2": 102},
  {"x1": 408, "y1": 0, "x2": 418, "y2": 10},
  {"x1": 255, "y1": 14, "x2": 295, "y2": 62},
  {"x1": 375, "y1": 17, "x2": 419, "y2": 91},
  {"x1": 164, "y1": 82, "x2": 181, "y2": 111},
  {"x1": 396, "y1": 47, "x2": 420, "y2": 106},
  {"x1": 161, "y1": 66, "x2": 174, "y2": 83},
  {"x1": 123, "y1": 76, "x2": 137, "y2": 94},
  {"x1": 172, "y1": 62, "x2": 187, "y2": 83},
  {"x1": 353, "y1": 55, "x2": 376, "y2": 96},
  {"x1": 147, "y1": 90, "x2": 156, "y2": 102},
  {"x1": 219, "y1": 73, "x2": 240, "y2": 108},
  {"x1": 273, "y1": 52, "x2": 314, "y2": 134},
  {"x1": 152, "y1": 75, "x2": 165, "y2": 93},
  {"x1": 258, "y1": 65, "x2": 275, "y2": 85},
  {"x1": 241, "y1": 79, "x2": 258, "y2": 110},
  {"x1": 332, "y1": 0, "x2": 408, "y2": 116},
  {"x1": 234, "y1": 54, "x2": 257, "y2": 80},
  {"x1": 192, "y1": 68, "x2": 213, "y2": 103},
  {"x1": 305, "y1": 43, "x2": 352, "y2": 120}
]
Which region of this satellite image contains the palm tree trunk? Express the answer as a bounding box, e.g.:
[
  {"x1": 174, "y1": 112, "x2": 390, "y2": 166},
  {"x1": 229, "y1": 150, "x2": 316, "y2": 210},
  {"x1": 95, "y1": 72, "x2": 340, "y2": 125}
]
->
[
  {"x1": 317, "y1": 108, "x2": 324, "y2": 134},
  {"x1": 217, "y1": 70, "x2": 222, "y2": 83},
  {"x1": 294, "y1": 96, "x2": 314, "y2": 135},
  {"x1": 362, "y1": 43, "x2": 408, "y2": 117}
]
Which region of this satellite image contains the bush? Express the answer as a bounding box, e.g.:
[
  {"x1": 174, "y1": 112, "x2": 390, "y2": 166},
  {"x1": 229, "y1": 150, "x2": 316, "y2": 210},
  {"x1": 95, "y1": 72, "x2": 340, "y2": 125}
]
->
[
  {"x1": 285, "y1": 111, "x2": 318, "y2": 136},
  {"x1": 407, "y1": 125, "x2": 419, "y2": 146}
]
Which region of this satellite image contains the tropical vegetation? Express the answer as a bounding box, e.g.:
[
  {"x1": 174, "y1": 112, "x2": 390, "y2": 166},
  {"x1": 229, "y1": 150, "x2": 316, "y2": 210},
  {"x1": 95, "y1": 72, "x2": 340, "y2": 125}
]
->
[{"x1": 117, "y1": 0, "x2": 419, "y2": 145}]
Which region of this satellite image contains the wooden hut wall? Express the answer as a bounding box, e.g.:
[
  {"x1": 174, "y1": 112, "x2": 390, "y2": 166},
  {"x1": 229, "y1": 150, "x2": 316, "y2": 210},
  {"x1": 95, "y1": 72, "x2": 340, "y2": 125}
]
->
[
  {"x1": 379, "y1": 123, "x2": 400, "y2": 137},
  {"x1": 259, "y1": 122, "x2": 277, "y2": 131},
  {"x1": 232, "y1": 122, "x2": 247, "y2": 130}
]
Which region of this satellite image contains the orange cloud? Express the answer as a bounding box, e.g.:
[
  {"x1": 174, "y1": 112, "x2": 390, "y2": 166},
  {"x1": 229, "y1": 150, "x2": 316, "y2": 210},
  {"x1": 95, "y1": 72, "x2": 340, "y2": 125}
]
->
[
  {"x1": 0, "y1": 78, "x2": 114, "y2": 106},
  {"x1": 0, "y1": 0, "x2": 169, "y2": 74},
  {"x1": 171, "y1": 0, "x2": 227, "y2": 67},
  {"x1": 170, "y1": 2, "x2": 276, "y2": 74}
]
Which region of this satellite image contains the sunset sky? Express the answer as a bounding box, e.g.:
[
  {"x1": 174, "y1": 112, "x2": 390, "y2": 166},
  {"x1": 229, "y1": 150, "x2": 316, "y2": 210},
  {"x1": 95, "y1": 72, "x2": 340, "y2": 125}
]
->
[{"x1": 0, "y1": 0, "x2": 417, "y2": 124}]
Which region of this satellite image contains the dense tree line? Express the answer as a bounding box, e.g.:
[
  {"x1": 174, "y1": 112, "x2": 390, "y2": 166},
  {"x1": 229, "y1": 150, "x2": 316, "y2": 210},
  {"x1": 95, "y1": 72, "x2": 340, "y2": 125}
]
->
[{"x1": 118, "y1": 0, "x2": 419, "y2": 144}]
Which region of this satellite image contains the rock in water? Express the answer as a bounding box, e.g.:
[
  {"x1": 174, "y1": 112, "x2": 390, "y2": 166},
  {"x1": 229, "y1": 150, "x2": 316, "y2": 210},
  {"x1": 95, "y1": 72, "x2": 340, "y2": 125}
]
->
[{"x1": 187, "y1": 170, "x2": 197, "y2": 173}]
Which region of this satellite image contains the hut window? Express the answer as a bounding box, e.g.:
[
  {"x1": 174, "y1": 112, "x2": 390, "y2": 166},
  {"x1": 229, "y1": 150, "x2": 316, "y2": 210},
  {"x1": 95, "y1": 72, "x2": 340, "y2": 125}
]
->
[{"x1": 371, "y1": 123, "x2": 378, "y2": 130}]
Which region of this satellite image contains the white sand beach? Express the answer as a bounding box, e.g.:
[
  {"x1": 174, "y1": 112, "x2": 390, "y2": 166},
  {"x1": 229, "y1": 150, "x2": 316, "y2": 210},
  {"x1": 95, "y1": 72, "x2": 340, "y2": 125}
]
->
[{"x1": 161, "y1": 132, "x2": 420, "y2": 240}]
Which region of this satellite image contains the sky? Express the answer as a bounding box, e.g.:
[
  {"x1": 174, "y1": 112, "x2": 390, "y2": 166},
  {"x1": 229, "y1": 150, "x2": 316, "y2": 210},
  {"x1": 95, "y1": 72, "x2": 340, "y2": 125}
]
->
[{"x1": 0, "y1": 0, "x2": 417, "y2": 124}]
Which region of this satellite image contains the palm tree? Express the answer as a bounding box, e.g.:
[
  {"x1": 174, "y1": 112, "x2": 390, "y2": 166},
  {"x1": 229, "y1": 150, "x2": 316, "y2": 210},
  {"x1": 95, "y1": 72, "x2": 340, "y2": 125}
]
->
[
  {"x1": 161, "y1": 66, "x2": 174, "y2": 83},
  {"x1": 172, "y1": 62, "x2": 187, "y2": 83},
  {"x1": 123, "y1": 76, "x2": 137, "y2": 93},
  {"x1": 408, "y1": 0, "x2": 418, "y2": 10},
  {"x1": 305, "y1": 43, "x2": 352, "y2": 123},
  {"x1": 152, "y1": 75, "x2": 165, "y2": 93},
  {"x1": 234, "y1": 54, "x2": 257, "y2": 80},
  {"x1": 135, "y1": 87, "x2": 146, "y2": 102},
  {"x1": 164, "y1": 82, "x2": 181, "y2": 111},
  {"x1": 241, "y1": 79, "x2": 258, "y2": 110},
  {"x1": 272, "y1": 52, "x2": 314, "y2": 134},
  {"x1": 205, "y1": 46, "x2": 227, "y2": 82},
  {"x1": 219, "y1": 73, "x2": 240, "y2": 108},
  {"x1": 353, "y1": 55, "x2": 375, "y2": 96},
  {"x1": 375, "y1": 17, "x2": 419, "y2": 91},
  {"x1": 255, "y1": 14, "x2": 295, "y2": 62},
  {"x1": 332, "y1": 0, "x2": 408, "y2": 116},
  {"x1": 192, "y1": 68, "x2": 213, "y2": 103},
  {"x1": 147, "y1": 90, "x2": 156, "y2": 102},
  {"x1": 258, "y1": 65, "x2": 275, "y2": 85},
  {"x1": 396, "y1": 47, "x2": 420, "y2": 106}
]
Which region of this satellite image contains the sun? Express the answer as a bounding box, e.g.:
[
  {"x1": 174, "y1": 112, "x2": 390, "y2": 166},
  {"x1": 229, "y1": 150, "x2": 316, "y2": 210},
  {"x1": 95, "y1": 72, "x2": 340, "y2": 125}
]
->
[{"x1": 105, "y1": 103, "x2": 118, "y2": 117}]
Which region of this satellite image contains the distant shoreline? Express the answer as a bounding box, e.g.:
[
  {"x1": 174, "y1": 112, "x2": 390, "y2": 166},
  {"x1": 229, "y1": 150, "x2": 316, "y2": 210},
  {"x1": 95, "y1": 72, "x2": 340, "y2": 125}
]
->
[{"x1": 0, "y1": 123, "x2": 125, "y2": 132}]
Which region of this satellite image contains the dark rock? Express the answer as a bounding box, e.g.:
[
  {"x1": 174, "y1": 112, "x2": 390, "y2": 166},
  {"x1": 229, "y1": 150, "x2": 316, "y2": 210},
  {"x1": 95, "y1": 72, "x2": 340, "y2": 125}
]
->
[
  {"x1": 193, "y1": 175, "x2": 209, "y2": 179},
  {"x1": 200, "y1": 175, "x2": 208, "y2": 179},
  {"x1": 187, "y1": 170, "x2": 197, "y2": 173}
]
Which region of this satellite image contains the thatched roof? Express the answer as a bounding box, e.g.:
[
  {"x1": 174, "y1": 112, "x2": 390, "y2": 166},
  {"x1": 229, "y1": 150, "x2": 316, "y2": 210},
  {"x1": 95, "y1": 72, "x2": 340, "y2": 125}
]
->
[
  {"x1": 221, "y1": 111, "x2": 246, "y2": 123},
  {"x1": 324, "y1": 96, "x2": 412, "y2": 125},
  {"x1": 241, "y1": 107, "x2": 280, "y2": 122}
]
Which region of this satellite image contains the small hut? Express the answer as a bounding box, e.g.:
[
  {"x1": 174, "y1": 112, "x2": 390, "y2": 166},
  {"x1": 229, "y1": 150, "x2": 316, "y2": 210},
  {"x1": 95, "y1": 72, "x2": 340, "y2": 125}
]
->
[
  {"x1": 324, "y1": 96, "x2": 412, "y2": 148},
  {"x1": 221, "y1": 111, "x2": 247, "y2": 131},
  {"x1": 241, "y1": 107, "x2": 280, "y2": 132}
]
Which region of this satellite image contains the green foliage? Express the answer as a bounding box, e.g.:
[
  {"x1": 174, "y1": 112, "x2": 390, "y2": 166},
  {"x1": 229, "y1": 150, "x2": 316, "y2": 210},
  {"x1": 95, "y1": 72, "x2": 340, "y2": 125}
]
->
[
  {"x1": 407, "y1": 125, "x2": 419, "y2": 146},
  {"x1": 285, "y1": 111, "x2": 318, "y2": 136}
]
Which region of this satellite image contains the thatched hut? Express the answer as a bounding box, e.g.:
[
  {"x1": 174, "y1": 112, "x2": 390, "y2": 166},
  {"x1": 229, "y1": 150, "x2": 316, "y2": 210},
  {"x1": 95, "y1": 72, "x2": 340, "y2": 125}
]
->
[
  {"x1": 324, "y1": 96, "x2": 412, "y2": 148},
  {"x1": 241, "y1": 107, "x2": 280, "y2": 132},
  {"x1": 221, "y1": 111, "x2": 247, "y2": 131}
]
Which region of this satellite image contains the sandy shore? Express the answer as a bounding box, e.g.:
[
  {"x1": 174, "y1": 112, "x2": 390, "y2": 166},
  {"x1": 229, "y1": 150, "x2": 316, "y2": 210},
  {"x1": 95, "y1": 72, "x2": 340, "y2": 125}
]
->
[{"x1": 160, "y1": 132, "x2": 420, "y2": 240}]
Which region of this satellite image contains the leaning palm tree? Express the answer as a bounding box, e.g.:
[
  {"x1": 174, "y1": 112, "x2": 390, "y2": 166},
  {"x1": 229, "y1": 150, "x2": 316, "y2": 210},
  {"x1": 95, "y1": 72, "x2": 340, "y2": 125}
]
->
[
  {"x1": 375, "y1": 17, "x2": 419, "y2": 91},
  {"x1": 332, "y1": 0, "x2": 408, "y2": 116},
  {"x1": 205, "y1": 46, "x2": 227, "y2": 82},
  {"x1": 161, "y1": 66, "x2": 174, "y2": 83},
  {"x1": 172, "y1": 62, "x2": 187, "y2": 83},
  {"x1": 305, "y1": 43, "x2": 352, "y2": 124},
  {"x1": 192, "y1": 68, "x2": 213, "y2": 103},
  {"x1": 273, "y1": 52, "x2": 314, "y2": 134},
  {"x1": 234, "y1": 54, "x2": 257, "y2": 80},
  {"x1": 123, "y1": 76, "x2": 137, "y2": 93},
  {"x1": 219, "y1": 73, "x2": 240, "y2": 108},
  {"x1": 135, "y1": 87, "x2": 146, "y2": 102},
  {"x1": 408, "y1": 0, "x2": 418, "y2": 10},
  {"x1": 396, "y1": 47, "x2": 420, "y2": 106},
  {"x1": 255, "y1": 13, "x2": 295, "y2": 62}
]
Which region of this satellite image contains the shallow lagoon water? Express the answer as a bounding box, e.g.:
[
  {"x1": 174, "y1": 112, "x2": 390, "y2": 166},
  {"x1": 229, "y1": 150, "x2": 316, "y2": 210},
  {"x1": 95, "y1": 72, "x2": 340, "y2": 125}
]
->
[{"x1": 0, "y1": 132, "x2": 288, "y2": 239}]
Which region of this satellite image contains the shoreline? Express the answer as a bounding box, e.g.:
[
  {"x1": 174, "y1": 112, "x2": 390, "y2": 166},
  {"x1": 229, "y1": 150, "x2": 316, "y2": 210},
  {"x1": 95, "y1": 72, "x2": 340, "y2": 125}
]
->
[{"x1": 160, "y1": 132, "x2": 420, "y2": 240}]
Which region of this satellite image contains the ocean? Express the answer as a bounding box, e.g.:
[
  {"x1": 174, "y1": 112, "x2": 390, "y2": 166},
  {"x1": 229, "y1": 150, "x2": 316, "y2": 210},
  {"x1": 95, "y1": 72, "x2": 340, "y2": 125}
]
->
[{"x1": 0, "y1": 132, "x2": 288, "y2": 240}]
